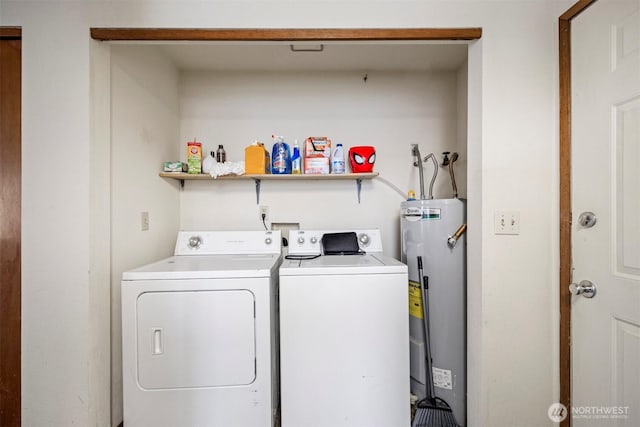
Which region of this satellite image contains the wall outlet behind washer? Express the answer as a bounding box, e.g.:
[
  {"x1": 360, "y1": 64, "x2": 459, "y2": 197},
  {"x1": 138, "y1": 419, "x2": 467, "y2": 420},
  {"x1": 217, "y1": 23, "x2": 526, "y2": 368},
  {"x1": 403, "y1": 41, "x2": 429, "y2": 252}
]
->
[
  {"x1": 259, "y1": 205, "x2": 269, "y2": 222},
  {"x1": 271, "y1": 222, "x2": 300, "y2": 243}
]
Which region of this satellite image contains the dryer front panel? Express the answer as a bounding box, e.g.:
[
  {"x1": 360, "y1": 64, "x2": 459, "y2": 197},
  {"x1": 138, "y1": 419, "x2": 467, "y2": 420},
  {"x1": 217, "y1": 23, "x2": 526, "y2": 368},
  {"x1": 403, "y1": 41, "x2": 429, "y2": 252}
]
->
[{"x1": 136, "y1": 290, "x2": 256, "y2": 389}]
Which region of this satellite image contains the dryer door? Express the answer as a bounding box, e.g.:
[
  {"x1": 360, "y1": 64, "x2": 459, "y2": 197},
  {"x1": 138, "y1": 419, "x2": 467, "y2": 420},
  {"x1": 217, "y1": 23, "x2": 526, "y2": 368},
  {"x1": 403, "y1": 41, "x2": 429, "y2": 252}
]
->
[{"x1": 136, "y1": 289, "x2": 256, "y2": 389}]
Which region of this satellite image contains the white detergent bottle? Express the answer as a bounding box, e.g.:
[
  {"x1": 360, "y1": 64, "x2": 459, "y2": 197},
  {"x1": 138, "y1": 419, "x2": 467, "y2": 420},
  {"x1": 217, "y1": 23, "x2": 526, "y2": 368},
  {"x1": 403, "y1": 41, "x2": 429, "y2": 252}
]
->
[
  {"x1": 202, "y1": 151, "x2": 217, "y2": 174},
  {"x1": 331, "y1": 143, "x2": 346, "y2": 174}
]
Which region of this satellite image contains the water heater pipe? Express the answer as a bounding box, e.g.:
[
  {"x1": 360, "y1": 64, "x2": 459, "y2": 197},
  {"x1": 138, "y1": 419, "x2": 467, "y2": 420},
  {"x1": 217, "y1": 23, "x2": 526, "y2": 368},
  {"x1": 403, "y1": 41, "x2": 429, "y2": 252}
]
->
[
  {"x1": 423, "y1": 153, "x2": 438, "y2": 200},
  {"x1": 449, "y1": 152, "x2": 459, "y2": 198},
  {"x1": 447, "y1": 223, "x2": 467, "y2": 248},
  {"x1": 412, "y1": 144, "x2": 426, "y2": 200}
]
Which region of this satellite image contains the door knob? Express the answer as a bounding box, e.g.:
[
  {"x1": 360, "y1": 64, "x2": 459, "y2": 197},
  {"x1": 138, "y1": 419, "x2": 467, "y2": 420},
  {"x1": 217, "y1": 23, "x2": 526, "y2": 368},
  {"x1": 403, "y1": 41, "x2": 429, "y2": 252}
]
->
[
  {"x1": 578, "y1": 211, "x2": 597, "y2": 228},
  {"x1": 569, "y1": 280, "x2": 597, "y2": 298}
]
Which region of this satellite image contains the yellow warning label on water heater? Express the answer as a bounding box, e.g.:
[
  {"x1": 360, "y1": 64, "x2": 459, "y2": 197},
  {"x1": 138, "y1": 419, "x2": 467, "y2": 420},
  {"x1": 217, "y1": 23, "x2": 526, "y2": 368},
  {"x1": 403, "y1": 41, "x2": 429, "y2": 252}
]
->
[{"x1": 409, "y1": 280, "x2": 423, "y2": 319}]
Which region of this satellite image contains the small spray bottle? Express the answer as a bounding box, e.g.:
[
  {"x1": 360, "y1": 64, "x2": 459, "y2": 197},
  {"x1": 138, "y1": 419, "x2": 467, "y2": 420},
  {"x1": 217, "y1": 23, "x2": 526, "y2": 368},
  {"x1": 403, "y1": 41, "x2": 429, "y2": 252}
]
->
[{"x1": 291, "y1": 140, "x2": 301, "y2": 174}]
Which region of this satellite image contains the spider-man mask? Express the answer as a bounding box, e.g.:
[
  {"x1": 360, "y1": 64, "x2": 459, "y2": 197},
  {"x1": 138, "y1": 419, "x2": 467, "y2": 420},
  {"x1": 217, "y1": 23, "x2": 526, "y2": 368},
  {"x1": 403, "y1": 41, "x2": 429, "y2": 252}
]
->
[{"x1": 348, "y1": 146, "x2": 376, "y2": 173}]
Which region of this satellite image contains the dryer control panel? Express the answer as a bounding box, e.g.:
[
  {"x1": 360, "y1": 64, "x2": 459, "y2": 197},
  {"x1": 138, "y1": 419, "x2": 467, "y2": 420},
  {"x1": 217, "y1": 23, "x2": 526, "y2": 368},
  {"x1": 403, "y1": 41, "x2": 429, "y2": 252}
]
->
[
  {"x1": 175, "y1": 230, "x2": 281, "y2": 255},
  {"x1": 288, "y1": 229, "x2": 383, "y2": 255}
]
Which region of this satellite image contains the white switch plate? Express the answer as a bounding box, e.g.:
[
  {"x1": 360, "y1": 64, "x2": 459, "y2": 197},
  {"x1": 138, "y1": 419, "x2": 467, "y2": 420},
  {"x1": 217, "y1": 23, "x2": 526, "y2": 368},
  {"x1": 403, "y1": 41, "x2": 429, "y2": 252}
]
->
[
  {"x1": 494, "y1": 211, "x2": 520, "y2": 235},
  {"x1": 141, "y1": 211, "x2": 150, "y2": 231}
]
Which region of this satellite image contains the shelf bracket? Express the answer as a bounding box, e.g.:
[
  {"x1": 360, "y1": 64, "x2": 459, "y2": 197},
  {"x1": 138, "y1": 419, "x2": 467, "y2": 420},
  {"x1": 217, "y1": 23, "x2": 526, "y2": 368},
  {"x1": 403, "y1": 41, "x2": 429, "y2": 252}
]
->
[
  {"x1": 253, "y1": 178, "x2": 261, "y2": 204},
  {"x1": 180, "y1": 179, "x2": 185, "y2": 190},
  {"x1": 356, "y1": 178, "x2": 363, "y2": 204}
]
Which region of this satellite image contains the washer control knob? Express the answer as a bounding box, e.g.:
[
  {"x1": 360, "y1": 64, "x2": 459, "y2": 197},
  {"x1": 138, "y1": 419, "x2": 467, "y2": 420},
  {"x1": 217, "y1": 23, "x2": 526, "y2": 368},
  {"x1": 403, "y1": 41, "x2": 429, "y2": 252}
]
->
[
  {"x1": 265, "y1": 237, "x2": 272, "y2": 245},
  {"x1": 310, "y1": 236, "x2": 318, "y2": 244},
  {"x1": 188, "y1": 236, "x2": 202, "y2": 249},
  {"x1": 358, "y1": 233, "x2": 370, "y2": 246},
  {"x1": 297, "y1": 236, "x2": 305, "y2": 244}
]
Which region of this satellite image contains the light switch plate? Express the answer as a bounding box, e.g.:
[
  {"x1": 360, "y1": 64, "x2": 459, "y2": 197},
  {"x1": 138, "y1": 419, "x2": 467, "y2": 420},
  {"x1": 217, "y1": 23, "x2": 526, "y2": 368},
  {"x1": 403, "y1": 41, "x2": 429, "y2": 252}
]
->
[
  {"x1": 141, "y1": 211, "x2": 150, "y2": 231},
  {"x1": 494, "y1": 211, "x2": 520, "y2": 235}
]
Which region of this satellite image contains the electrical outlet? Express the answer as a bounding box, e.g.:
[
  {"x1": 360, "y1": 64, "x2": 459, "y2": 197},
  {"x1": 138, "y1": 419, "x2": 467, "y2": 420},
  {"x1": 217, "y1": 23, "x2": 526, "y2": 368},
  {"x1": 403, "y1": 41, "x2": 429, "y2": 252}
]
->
[
  {"x1": 141, "y1": 211, "x2": 150, "y2": 231},
  {"x1": 271, "y1": 222, "x2": 300, "y2": 243},
  {"x1": 494, "y1": 211, "x2": 520, "y2": 235},
  {"x1": 259, "y1": 205, "x2": 269, "y2": 222}
]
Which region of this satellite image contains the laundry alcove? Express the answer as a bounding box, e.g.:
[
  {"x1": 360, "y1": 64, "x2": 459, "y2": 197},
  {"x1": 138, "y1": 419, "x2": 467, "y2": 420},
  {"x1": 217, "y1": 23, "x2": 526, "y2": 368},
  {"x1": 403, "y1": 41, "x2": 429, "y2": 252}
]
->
[{"x1": 89, "y1": 28, "x2": 482, "y2": 425}]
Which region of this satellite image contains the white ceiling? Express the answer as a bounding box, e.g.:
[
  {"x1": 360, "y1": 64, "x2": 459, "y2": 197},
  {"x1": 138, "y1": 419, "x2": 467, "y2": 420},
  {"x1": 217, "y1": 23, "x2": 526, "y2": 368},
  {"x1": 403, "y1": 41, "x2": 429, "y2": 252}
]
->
[{"x1": 156, "y1": 42, "x2": 468, "y2": 72}]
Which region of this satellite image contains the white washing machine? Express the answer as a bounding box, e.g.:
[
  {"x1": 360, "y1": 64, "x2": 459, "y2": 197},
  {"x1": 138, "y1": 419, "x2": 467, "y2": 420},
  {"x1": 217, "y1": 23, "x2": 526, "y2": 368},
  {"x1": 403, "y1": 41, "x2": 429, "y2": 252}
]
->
[
  {"x1": 121, "y1": 230, "x2": 282, "y2": 427},
  {"x1": 279, "y1": 229, "x2": 410, "y2": 427}
]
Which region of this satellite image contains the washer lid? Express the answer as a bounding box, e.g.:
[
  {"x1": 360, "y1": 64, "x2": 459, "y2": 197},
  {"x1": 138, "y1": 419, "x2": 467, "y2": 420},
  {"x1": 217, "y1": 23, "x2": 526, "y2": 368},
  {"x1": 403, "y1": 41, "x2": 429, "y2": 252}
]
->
[
  {"x1": 122, "y1": 254, "x2": 281, "y2": 280},
  {"x1": 280, "y1": 253, "x2": 406, "y2": 276}
]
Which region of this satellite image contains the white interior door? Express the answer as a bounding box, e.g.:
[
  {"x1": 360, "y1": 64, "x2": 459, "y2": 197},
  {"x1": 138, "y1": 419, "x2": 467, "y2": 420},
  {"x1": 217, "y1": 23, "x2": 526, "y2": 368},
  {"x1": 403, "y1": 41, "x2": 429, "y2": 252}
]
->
[{"x1": 572, "y1": 1, "x2": 640, "y2": 426}]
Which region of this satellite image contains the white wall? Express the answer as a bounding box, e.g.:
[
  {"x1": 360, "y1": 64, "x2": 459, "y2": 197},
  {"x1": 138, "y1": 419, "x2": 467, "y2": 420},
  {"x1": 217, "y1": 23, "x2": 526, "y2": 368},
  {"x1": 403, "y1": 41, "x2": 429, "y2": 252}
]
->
[
  {"x1": 456, "y1": 59, "x2": 469, "y2": 200},
  {"x1": 178, "y1": 69, "x2": 463, "y2": 256},
  {"x1": 465, "y1": 40, "x2": 484, "y2": 427},
  {"x1": 89, "y1": 39, "x2": 112, "y2": 427},
  {"x1": 5, "y1": 4, "x2": 93, "y2": 425},
  {"x1": 109, "y1": 44, "x2": 182, "y2": 424},
  {"x1": 478, "y1": 4, "x2": 561, "y2": 425},
  {"x1": 0, "y1": 0, "x2": 572, "y2": 426}
]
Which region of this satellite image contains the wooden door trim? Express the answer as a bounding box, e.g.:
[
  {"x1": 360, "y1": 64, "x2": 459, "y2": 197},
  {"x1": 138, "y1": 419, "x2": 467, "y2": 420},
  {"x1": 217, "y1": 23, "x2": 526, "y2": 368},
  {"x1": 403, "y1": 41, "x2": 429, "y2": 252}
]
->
[
  {"x1": 90, "y1": 27, "x2": 482, "y2": 42},
  {"x1": 558, "y1": 2, "x2": 596, "y2": 426},
  {"x1": 0, "y1": 27, "x2": 21, "y2": 39},
  {"x1": 0, "y1": 28, "x2": 21, "y2": 427}
]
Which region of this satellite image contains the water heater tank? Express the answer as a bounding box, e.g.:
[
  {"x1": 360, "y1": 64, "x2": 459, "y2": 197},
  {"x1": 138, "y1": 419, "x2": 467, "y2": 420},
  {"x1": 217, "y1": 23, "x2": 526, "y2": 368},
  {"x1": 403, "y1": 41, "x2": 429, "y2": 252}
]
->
[{"x1": 401, "y1": 198, "x2": 466, "y2": 425}]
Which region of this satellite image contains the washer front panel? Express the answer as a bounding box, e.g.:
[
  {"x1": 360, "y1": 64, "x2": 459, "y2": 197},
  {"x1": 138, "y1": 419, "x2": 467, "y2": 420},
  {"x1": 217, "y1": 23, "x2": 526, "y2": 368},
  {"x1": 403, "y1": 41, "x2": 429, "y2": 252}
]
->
[{"x1": 279, "y1": 271, "x2": 410, "y2": 426}]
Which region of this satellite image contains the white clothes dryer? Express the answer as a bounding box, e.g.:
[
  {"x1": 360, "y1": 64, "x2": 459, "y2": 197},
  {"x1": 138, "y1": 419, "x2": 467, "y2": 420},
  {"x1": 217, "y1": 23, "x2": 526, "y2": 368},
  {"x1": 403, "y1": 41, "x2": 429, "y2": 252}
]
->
[
  {"x1": 121, "y1": 230, "x2": 281, "y2": 427},
  {"x1": 279, "y1": 229, "x2": 410, "y2": 427}
]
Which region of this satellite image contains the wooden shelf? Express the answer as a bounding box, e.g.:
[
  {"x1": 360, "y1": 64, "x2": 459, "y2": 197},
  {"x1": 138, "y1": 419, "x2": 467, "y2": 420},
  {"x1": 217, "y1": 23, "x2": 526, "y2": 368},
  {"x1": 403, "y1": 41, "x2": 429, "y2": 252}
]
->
[
  {"x1": 159, "y1": 172, "x2": 377, "y2": 181},
  {"x1": 159, "y1": 172, "x2": 379, "y2": 203}
]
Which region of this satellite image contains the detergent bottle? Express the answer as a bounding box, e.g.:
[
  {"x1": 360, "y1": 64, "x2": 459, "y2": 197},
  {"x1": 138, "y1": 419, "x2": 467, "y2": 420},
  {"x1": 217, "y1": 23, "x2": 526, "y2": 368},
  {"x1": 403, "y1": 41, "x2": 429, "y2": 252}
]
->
[
  {"x1": 202, "y1": 151, "x2": 217, "y2": 174},
  {"x1": 331, "y1": 143, "x2": 346, "y2": 174},
  {"x1": 291, "y1": 140, "x2": 301, "y2": 174},
  {"x1": 271, "y1": 135, "x2": 291, "y2": 174}
]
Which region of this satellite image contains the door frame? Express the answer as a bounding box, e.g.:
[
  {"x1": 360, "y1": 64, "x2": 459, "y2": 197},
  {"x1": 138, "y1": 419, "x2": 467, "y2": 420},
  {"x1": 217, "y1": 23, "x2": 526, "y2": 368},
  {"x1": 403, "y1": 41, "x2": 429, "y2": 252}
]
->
[
  {"x1": 558, "y1": 2, "x2": 597, "y2": 426},
  {"x1": 90, "y1": 27, "x2": 481, "y2": 41},
  {"x1": 0, "y1": 26, "x2": 22, "y2": 427}
]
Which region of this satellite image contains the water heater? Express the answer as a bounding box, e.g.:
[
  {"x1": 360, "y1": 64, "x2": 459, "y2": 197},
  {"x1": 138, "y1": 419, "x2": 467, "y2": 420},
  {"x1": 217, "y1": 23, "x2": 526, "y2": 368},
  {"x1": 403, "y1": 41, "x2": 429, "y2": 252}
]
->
[{"x1": 401, "y1": 198, "x2": 466, "y2": 425}]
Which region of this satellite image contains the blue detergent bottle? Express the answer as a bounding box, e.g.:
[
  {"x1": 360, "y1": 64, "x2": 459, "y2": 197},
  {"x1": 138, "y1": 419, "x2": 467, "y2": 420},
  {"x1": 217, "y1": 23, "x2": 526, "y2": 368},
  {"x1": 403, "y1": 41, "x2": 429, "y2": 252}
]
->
[
  {"x1": 291, "y1": 140, "x2": 301, "y2": 174},
  {"x1": 271, "y1": 135, "x2": 291, "y2": 174}
]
